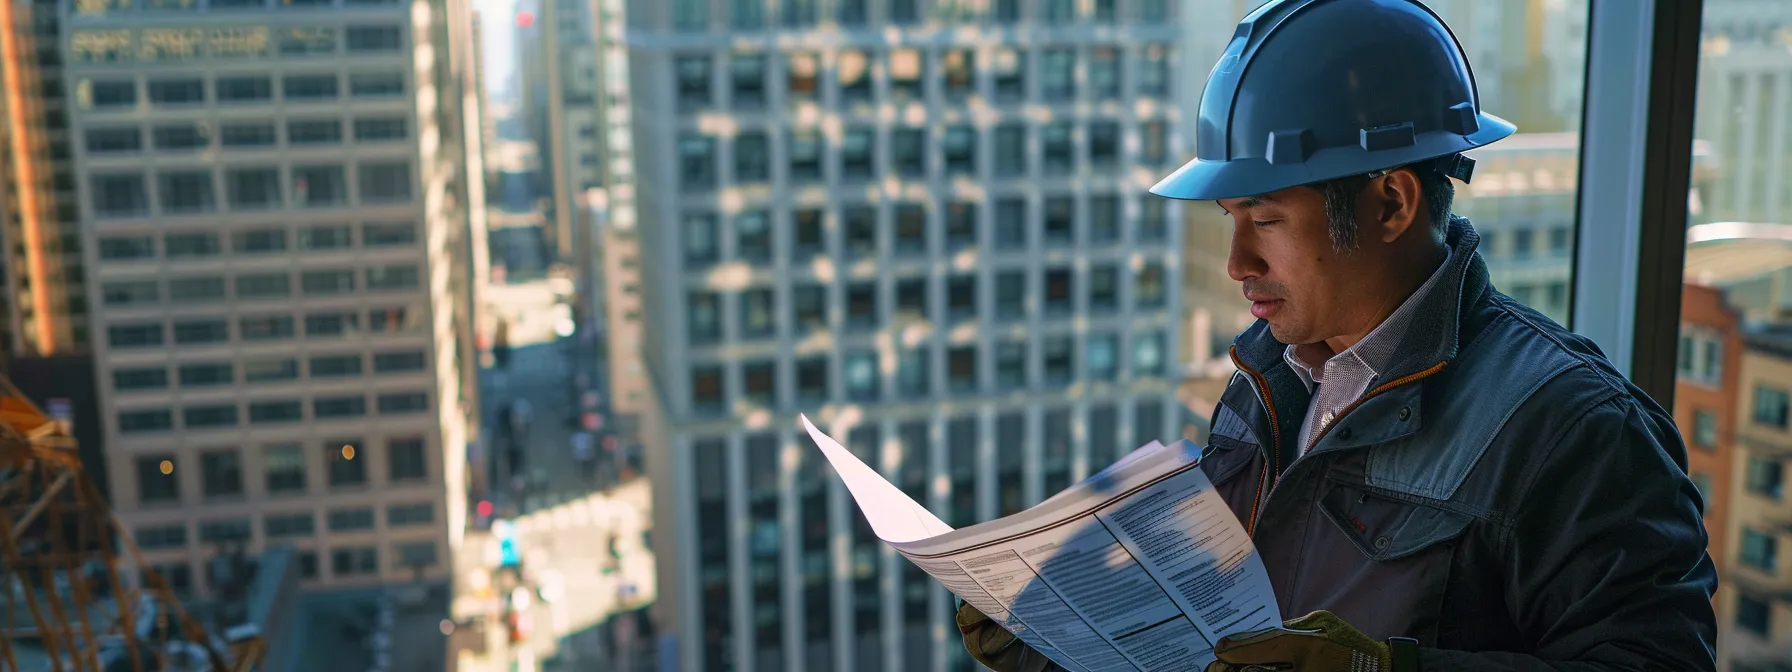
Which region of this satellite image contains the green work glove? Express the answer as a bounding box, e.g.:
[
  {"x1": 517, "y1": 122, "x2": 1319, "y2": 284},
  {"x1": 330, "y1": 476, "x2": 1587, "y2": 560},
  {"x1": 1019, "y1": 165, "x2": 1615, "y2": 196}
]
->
[
  {"x1": 1205, "y1": 610, "x2": 1392, "y2": 672},
  {"x1": 955, "y1": 600, "x2": 1063, "y2": 672}
]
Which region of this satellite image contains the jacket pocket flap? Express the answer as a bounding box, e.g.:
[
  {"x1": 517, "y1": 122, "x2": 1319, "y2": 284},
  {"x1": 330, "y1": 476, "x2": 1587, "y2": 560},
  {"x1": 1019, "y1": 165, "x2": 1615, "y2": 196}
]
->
[
  {"x1": 1318, "y1": 482, "x2": 1475, "y2": 562},
  {"x1": 1201, "y1": 433, "x2": 1258, "y2": 484}
]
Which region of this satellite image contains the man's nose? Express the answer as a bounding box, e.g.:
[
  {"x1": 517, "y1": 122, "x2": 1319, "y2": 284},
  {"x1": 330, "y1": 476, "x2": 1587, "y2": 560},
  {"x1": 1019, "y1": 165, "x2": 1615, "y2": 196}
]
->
[{"x1": 1227, "y1": 227, "x2": 1263, "y2": 282}]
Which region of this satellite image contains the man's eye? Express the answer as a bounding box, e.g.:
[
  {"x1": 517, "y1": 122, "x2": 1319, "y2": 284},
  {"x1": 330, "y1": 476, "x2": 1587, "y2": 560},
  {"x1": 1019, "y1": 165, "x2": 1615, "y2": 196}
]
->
[{"x1": 1253, "y1": 220, "x2": 1281, "y2": 227}]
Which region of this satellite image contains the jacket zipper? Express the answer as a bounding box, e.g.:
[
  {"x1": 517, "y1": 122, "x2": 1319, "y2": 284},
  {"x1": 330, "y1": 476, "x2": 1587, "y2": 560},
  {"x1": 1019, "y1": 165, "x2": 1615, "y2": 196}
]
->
[
  {"x1": 1229, "y1": 347, "x2": 1450, "y2": 535},
  {"x1": 1228, "y1": 347, "x2": 1279, "y2": 536}
]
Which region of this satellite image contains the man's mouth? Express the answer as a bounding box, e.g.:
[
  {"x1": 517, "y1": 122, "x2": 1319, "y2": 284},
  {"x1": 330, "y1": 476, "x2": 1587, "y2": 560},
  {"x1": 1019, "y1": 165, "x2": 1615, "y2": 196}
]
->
[{"x1": 1250, "y1": 299, "x2": 1283, "y2": 319}]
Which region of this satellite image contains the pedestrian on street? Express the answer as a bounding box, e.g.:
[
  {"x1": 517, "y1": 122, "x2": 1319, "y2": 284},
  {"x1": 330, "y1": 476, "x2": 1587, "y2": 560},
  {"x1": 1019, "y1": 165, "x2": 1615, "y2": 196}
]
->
[{"x1": 955, "y1": 1, "x2": 1717, "y2": 670}]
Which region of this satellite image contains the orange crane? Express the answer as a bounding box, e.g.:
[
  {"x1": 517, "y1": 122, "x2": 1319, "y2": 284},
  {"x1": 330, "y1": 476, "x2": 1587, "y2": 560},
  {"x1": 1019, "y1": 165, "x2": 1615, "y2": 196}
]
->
[{"x1": 0, "y1": 374, "x2": 260, "y2": 672}]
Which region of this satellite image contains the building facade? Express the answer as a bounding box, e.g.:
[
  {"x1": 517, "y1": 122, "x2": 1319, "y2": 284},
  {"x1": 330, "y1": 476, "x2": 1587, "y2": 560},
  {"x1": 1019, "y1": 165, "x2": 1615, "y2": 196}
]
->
[
  {"x1": 1677, "y1": 283, "x2": 1743, "y2": 614},
  {"x1": 628, "y1": 1, "x2": 1185, "y2": 670},
  {"x1": 61, "y1": 0, "x2": 479, "y2": 594},
  {"x1": 1723, "y1": 326, "x2": 1792, "y2": 671}
]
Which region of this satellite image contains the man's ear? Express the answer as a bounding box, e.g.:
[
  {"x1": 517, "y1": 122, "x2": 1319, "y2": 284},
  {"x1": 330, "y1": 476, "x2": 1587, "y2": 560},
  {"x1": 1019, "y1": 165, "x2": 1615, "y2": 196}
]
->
[{"x1": 1374, "y1": 168, "x2": 1425, "y2": 242}]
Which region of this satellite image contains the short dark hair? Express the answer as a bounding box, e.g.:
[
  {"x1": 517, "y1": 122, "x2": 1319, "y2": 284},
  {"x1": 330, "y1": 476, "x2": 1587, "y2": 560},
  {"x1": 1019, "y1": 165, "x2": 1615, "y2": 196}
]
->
[{"x1": 1312, "y1": 163, "x2": 1455, "y2": 252}]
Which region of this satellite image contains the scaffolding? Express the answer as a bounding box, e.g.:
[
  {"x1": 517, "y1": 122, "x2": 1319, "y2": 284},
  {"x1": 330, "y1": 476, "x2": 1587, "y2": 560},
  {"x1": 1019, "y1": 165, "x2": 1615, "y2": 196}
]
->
[{"x1": 0, "y1": 374, "x2": 260, "y2": 671}]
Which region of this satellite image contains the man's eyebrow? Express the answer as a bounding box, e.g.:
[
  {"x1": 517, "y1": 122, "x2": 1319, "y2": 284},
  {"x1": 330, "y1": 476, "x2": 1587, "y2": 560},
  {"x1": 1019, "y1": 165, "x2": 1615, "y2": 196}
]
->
[{"x1": 1217, "y1": 195, "x2": 1267, "y2": 215}]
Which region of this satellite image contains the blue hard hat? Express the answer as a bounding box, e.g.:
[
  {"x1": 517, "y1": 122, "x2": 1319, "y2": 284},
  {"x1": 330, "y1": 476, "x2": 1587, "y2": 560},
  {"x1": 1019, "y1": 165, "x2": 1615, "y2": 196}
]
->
[{"x1": 1151, "y1": 0, "x2": 1516, "y2": 201}]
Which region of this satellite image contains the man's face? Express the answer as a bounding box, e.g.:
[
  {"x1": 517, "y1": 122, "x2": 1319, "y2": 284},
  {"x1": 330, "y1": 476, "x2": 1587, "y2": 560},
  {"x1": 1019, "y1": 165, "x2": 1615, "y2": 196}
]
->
[{"x1": 1218, "y1": 185, "x2": 1386, "y2": 347}]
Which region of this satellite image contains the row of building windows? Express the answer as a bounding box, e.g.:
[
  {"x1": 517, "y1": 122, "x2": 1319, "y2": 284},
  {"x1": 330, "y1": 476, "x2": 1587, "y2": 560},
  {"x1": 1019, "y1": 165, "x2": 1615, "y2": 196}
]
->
[
  {"x1": 70, "y1": 25, "x2": 405, "y2": 65},
  {"x1": 88, "y1": 161, "x2": 413, "y2": 216},
  {"x1": 117, "y1": 390, "x2": 432, "y2": 433},
  {"x1": 677, "y1": 120, "x2": 1171, "y2": 190},
  {"x1": 685, "y1": 265, "x2": 1168, "y2": 345},
  {"x1": 101, "y1": 265, "x2": 422, "y2": 308},
  {"x1": 673, "y1": 44, "x2": 1173, "y2": 113},
  {"x1": 98, "y1": 221, "x2": 418, "y2": 261},
  {"x1": 1480, "y1": 226, "x2": 1575, "y2": 259},
  {"x1": 113, "y1": 349, "x2": 428, "y2": 392},
  {"x1": 80, "y1": 71, "x2": 406, "y2": 111},
  {"x1": 84, "y1": 116, "x2": 409, "y2": 155},
  {"x1": 670, "y1": 0, "x2": 1173, "y2": 32},
  {"x1": 688, "y1": 331, "x2": 1168, "y2": 411},
  {"x1": 692, "y1": 396, "x2": 1169, "y2": 671},
  {"x1": 147, "y1": 540, "x2": 436, "y2": 596},
  {"x1": 135, "y1": 503, "x2": 433, "y2": 552},
  {"x1": 683, "y1": 198, "x2": 1170, "y2": 268},
  {"x1": 106, "y1": 305, "x2": 423, "y2": 351},
  {"x1": 79, "y1": 0, "x2": 403, "y2": 15},
  {"x1": 134, "y1": 438, "x2": 428, "y2": 505}
]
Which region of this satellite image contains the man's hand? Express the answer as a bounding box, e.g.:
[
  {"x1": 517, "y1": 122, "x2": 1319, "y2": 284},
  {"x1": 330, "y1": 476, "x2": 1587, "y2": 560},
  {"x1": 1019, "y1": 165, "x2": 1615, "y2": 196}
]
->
[
  {"x1": 1205, "y1": 610, "x2": 1393, "y2": 672},
  {"x1": 955, "y1": 600, "x2": 1060, "y2": 672}
]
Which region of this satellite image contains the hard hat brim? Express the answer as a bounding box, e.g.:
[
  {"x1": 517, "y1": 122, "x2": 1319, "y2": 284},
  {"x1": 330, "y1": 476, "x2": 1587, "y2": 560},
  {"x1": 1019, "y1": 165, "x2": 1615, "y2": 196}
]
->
[{"x1": 1148, "y1": 111, "x2": 1517, "y2": 202}]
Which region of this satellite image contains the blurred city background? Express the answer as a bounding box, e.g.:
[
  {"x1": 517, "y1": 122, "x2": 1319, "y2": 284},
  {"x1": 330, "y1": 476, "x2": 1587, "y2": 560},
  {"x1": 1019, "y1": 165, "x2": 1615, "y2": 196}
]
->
[{"x1": 0, "y1": 0, "x2": 1787, "y2": 670}]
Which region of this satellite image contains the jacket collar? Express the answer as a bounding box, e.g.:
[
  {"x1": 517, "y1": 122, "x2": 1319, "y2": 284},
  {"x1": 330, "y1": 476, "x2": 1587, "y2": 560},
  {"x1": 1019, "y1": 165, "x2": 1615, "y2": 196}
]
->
[{"x1": 1233, "y1": 217, "x2": 1489, "y2": 382}]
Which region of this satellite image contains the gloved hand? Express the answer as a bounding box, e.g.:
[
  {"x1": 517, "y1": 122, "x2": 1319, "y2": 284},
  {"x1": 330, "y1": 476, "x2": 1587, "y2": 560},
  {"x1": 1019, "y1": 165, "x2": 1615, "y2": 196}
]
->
[
  {"x1": 955, "y1": 600, "x2": 1063, "y2": 672},
  {"x1": 1204, "y1": 610, "x2": 1392, "y2": 672}
]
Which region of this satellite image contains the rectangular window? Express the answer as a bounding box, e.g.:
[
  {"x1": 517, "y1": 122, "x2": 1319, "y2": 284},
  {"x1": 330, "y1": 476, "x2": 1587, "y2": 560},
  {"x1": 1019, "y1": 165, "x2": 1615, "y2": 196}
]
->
[
  {"x1": 351, "y1": 117, "x2": 408, "y2": 142},
  {"x1": 108, "y1": 323, "x2": 164, "y2": 349},
  {"x1": 331, "y1": 546, "x2": 379, "y2": 576},
  {"x1": 947, "y1": 274, "x2": 977, "y2": 321},
  {"x1": 183, "y1": 404, "x2": 239, "y2": 428},
  {"x1": 248, "y1": 399, "x2": 303, "y2": 423},
  {"x1": 1089, "y1": 265, "x2": 1119, "y2": 312},
  {"x1": 890, "y1": 48, "x2": 923, "y2": 100},
  {"x1": 995, "y1": 340, "x2": 1026, "y2": 389},
  {"x1": 389, "y1": 437, "x2": 427, "y2": 481},
  {"x1": 897, "y1": 348, "x2": 930, "y2": 398},
  {"x1": 265, "y1": 512, "x2": 315, "y2": 538},
  {"x1": 315, "y1": 396, "x2": 368, "y2": 419},
  {"x1": 373, "y1": 350, "x2": 427, "y2": 373},
  {"x1": 310, "y1": 354, "x2": 363, "y2": 378},
  {"x1": 679, "y1": 133, "x2": 717, "y2": 189},
  {"x1": 1043, "y1": 336, "x2": 1074, "y2": 383},
  {"x1": 1043, "y1": 197, "x2": 1074, "y2": 245},
  {"x1": 843, "y1": 205, "x2": 876, "y2": 258},
  {"x1": 168, "y1": 277, "x2": 226, "y2": 303},
  {"x1": 995, "y1": 271, "x2": 1026, "y2": 320},
  {"x1": 99, "y1": 236, "x2": 155, "y2": 260},
  {"x1": 691, "y1": 365, "x2": 725, "y2": 412},
  {"x1": 740, "y1": 288, "x2": 775, "y2": 339},
  {"x1": 735, "y1": 211, "x2": 772, "y2": 263},
  {"x1": 1044, "y1": 268, "x2": 1074, "y2": 314},
  {"x1": 688, "y1": 291, "x2": 721, "y2": 343},
  {"x1": 1042, "y1": 49, "x2": 1076, "y2": 101},
  {"x1": 245, "y1": 358, "x2": 301, "y2": 383},
  {"x1": 91, "y1": 173, "x2": 148, "y2": 217},
  {"x1": 1742, "y1": 527, "x2": 1778, "y2": 572},
  {"x1": 172, "y1": 319, "x2": 229, "y2": 344},
  {"x1": 234, "y1": 231, "x2": 286, "y2": 254},
  {"x1": 1089, "y1": 121, "x2": 1120, "y2": 166},
  {"x1": 1140, "y1": 44, "x2": 1171, "y2": 96},
  {"x1": 282, "y1": 73, "x2": 338, "y2": 100},
  {"x1": 263, "y1": 444, "x2": 307, "y2": 493},
  {"x1": 137, "y1": 455, "x2": 179, "y2": 502},
  {"x1": 345, "y1": 25, "x2": 402, "y2": 52},
  {"x1": 795, "y1": 357, "x2": 829, "y2": 402},
  {"x1": 1747, "y1": 456, "x2": 1784, "y2": 500},
  {"x1": 892, "y1": 127, "x2": 926, "y2": 177},
  {"x1": 388, "y1": 502, "x2": 434, "y2": 527},
  {"x1": 377, "y1": 392, "x2": 429, "y2": 414},
  {"x1": 88, "y1": 80, "x2": 137, "y2": 107},
  {"x1": 328, "y1": 508, "x2": 376, "y2": 532},
  {"x1": 948, "y1": 346, "x2": 977, "y2": 393},
  {"x1": 789, "y1": 129, "x2": 822, "y2": 182},
  {"x1": 944, "y1": 126, "x2": 977, "y2": 175},
  {"x1": 236, "y1": 274, "x2": 292, "y2": 301},
  {"x1": 178, "y1": 363, "x2": 233, "y2": 387},
  {"x1": 224, "y1": 320, "x2": 287, "y2": 353},
  {"x1": 844, "y1": 282, "x2": 878, "y2": 330},
  {"x1": 86, "y1": 127, "x2": 141, "y2": 153},
  {"x1": 198, "y1": 519, "x2": 252, "y2": 544},
  {"x1": 114, "y1": 367, "x2": 169, "y2": 391},
  {"x1": 1136, "y1": 262, "x2": 1166, "y2": 307},
  {"x1": 326, "y1": 440, "x2": 368, "y2": 487},
  {"x1": 786, "y1": 52, "x2": 819, "y2": 105},
  {"x1": 844, "y1": 352, "x2": 880, "y2": 401},
  {"x1": 200, "y1": 450, "x2": 243, "y2": 499},
  {"x1": 298, "y1": 225, "x2": 352, "y2": 250},
  {"x1": 1087, "y1": 333, "x2": 1118, "y2": 380},
  {"x1": 226, "y1": 168, "x2": 283, "y2": 209},
  {"x1": 366, "y1": 264, "x2": 420, "y2": 290},
  {"x1": 995, "y1": 198, "x2": 1028, "y2": 249},
  {"x1": 792, "y1": 285, "x2": 827, "y2": 333},
  {"x1": 397, "y1": 542, "x2": 438, "y2": 569},
  {"x1": 993, "y1": 48, "x2": 1025, "y2": 101},
  {"x1": 841, "y1": 127, "x2": 874, "y2": 181},
  {"x1": 1090, "y1": 47, "x2": 1121, "y2": 99},
  {"x1": 942, "y1": 50, "x2": 974, "y2": 95},
  {"x1": 277, "y1": 26, "x2": 337, "y2": 54},
  {"x1": 895, "y1": 277, "x2": 928, "y2": 321},
  {"x1": 837, "y1": 0, "x2": 865, "y2": 24},
  {"x1": 293, "y1": 165, "x2": 348, "y2": 206},
  {"x1": 1142, "y1": 120, "x2": 1167, "y2": 165},
  {"x1": 148, "y1": 78, "x2": 206, "y2": 105},
  {"x1": 894, "y1": 204, "x2": 927, "y2": 256},
  {"x1": 362, "y1": 222, "x2": 417, "y2": 246},
  {"x1": 357, "y1": 161, "x2": 411, "y2": 202},
  {"x1": 301, "y1": 269, "x2": 355, "y2": 295},
  {"x1": 368, "y1": 306, "x2": 418, "y2": 333},
  {"x1": 153, "y1": 124, "x2": 209, "y2": 151},
  {"x1": 730, "y1": 53, "x2": 766, "y2": 109},
  {"x1": 165, "y1": 232, "x2": 220, "y2": 258},
  {"x1": 1739, "y1": 594, "x2": 1771, "y2": 636},
  {"x1": 287, "y1": 119, "x2": 342, "y2": 145},
  {"x1": 217, "y1": 75, "x2": 272, "y2": 102},
  {"x1": 742, "y1": 360, "x2": 776, "y2": 406},
  {"x1": 1042, "y1": 123, "x2": 1075, "y2": 174},
  {"x1": 838, "y1": 50, "x2": 871, "y2": 103},
  {"x1": 137, "y1": 524, "x2": 188, "y2": 550},
  {"x1": 1139, "y1": 198, "x2": 1168, "y2": 243},
  {"x1": 734, "y1": 131, "x2": 769, "y2": 182},
  {"x1": 122, "y1": 409, "x2": 175, "y2": 435},
  {"x1": 102, "y1": 280, "x2": 160, "y2": 306},
  {"x1": 683, "y1": 213, "x2": 719, "y2": 267},
  {"x1": 305, "y1": 312, "x2": 359, "y2": 337},
  {"x1": 994, "y1": 124, "x2": 1026, "y2": 177},
  {"x1": 1133, "y1": 330, "x2": 1166, "y2": 377},
  {"x1": 1693, "y1": 409, "x2": 1719, "y2": 450},
  {"x1": 157, "y1": 171, "x2": 215, "y2": 212},
  {"x1": 349, "y1": 72, "x2": 405, "y2": 97},
  {"x1": 1755, "y1": 386, "x2": 1790, "y2": 428}
]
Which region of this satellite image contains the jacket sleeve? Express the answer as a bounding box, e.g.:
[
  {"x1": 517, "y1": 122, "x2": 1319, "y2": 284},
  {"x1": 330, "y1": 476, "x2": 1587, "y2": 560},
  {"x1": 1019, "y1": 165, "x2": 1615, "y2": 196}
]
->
[{"x1": 1420, "y1": 395, "x2": 1719, "y2": 671}]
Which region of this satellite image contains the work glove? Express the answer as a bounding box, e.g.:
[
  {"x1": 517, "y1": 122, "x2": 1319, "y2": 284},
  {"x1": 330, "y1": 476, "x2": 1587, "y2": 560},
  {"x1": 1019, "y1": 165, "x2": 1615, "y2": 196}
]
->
[
  {"x1": 1205, "y1": 610, "x2": 1393, "y2": 672},
  {"x1": 955, "y1": 600, "x2": 1065, "y2": 672}
]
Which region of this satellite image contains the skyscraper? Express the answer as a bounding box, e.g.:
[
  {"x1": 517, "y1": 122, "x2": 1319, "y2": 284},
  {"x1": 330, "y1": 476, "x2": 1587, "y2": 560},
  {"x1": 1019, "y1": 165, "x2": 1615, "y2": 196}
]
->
[
  {"x1": 627, "y1": 1, "x2": 1185, "y2": 670},
  {"x1": 62, "y1": 0, "x2": 482, "y2": 594}
]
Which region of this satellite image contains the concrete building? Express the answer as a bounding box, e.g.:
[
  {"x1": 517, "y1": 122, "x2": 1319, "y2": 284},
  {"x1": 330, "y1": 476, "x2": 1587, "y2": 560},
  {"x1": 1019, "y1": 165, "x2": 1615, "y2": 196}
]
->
[
  {"x1": 1721, "y1": 325, "x2": 1792, "y2": 672},
  {"x1": 626, "y1": 2, "x2": 1185, "y2": 670},
  {"x1": 1694, "y1": 0, "x2": 1792, "y2": 227},
  {"x1": 60, "y1": 0, "x2": 482, "y2": 595}
]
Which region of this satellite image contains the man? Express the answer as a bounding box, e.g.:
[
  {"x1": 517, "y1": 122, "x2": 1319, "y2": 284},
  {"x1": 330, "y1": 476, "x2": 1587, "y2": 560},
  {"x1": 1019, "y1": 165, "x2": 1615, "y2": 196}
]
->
[{"x1": 957, "y1": 0, "x2": 1718, "y2": 670}]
